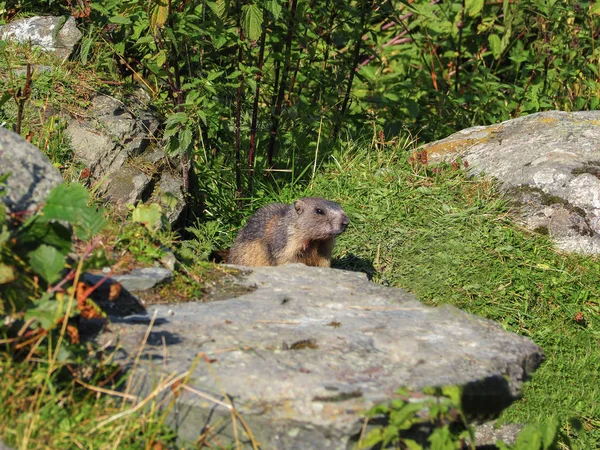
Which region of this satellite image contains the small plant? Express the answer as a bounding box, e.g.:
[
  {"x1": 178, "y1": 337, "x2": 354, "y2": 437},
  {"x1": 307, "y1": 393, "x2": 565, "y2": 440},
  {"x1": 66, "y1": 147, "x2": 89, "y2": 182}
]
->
[
  {"x1": 0, "y1": 182, "x2": 106, "y2": 353},
  {"x1": 359, "y1": 385, "x2": 577, "y2": 450},
  {"x1": 113, "y1": 202, "x2": 177, "y2": 265},
  {"x1": 359, "y1": 386, "x2": 475, "y2": 450},
  {"x1": 178, "y1": 219, "x2": 232, "y2": 264}
]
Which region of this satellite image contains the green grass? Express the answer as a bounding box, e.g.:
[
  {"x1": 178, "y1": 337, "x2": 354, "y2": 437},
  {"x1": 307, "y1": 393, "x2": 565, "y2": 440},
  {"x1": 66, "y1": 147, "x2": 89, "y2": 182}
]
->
[
  {"x1": 269, "y1": 140, "x2": 600, "y2": 446},
  {"x1": 0, "y1": 40, "x2": 121, "y2": 180},
  {"x1": 0, "y1": 352, "x2": 179, "y2": 449},
  {"x1": 2, "y1": 134, "x2": 599, "y2": 448}
]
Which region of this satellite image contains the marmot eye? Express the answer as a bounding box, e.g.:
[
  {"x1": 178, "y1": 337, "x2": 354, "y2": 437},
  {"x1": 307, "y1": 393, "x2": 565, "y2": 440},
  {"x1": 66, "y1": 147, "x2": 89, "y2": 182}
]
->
[{"x1": 315, "y1": 208, "x2": 325, "y2": 215}]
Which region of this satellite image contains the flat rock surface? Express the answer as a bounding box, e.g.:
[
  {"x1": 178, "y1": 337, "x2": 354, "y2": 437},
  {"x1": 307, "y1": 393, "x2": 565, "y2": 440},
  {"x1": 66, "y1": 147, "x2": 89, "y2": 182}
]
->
[
  {"x1": 423, "y1": 110, "x2": 600, "y2": 254},
  {"x1": 96, "y1": 264, "x2": 543, "y2": 449}
]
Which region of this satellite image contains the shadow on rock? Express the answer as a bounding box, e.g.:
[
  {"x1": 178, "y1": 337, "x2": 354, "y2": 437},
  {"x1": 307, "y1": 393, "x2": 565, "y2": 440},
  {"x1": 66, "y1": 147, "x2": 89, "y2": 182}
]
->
[
  {"x1": 145, "y1": 330, "x2": 183, "y2": 346},
  {"x1": 462, "y1": 374, "x2": 525, "y2": 420},
  {"x1": 333, "y1": 253, "x2": 376, "y2": 279},
  {"x1": 83, "y1": 273, "x2": 148, "y2": 317}
]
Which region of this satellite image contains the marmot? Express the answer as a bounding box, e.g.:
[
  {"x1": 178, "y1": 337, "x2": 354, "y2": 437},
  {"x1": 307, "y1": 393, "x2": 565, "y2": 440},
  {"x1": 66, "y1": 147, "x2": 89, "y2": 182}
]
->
[{"x1": 228, "y1": 197, "x2": 349, "y2": 267}]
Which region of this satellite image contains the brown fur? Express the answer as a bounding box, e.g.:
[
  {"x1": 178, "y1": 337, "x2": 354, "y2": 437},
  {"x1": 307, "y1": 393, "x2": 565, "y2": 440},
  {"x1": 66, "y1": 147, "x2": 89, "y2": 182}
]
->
[{"x1": 228, "y1": 197, "x2": 349, "y2": 267}]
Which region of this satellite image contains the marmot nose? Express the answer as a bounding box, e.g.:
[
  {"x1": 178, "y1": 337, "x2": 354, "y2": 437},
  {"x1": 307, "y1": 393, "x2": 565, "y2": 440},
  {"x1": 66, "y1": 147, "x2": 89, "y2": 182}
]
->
[{"x1": 341, "y1": 214, "x2": 350, "y2": 229}]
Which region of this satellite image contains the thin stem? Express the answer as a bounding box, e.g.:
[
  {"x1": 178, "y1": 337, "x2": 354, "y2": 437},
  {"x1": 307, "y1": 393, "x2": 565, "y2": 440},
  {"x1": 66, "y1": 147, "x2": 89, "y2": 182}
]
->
[
  {"x1": 266, "y1": 0, "x2": 299, "y2": 167},
  {"x1": 248, "y1": 25, "x2": 267, "y2": 195}
]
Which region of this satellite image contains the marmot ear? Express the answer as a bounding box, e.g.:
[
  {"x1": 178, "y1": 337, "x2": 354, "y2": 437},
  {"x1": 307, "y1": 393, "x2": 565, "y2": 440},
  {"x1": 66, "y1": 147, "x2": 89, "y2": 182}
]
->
[{"x1": 293, "y1": 199, "x2": 304, "y2": 215}]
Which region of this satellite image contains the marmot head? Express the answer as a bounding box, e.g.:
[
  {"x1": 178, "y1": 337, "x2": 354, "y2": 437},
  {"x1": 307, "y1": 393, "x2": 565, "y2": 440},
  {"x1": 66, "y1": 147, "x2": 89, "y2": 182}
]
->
[{"x1": 293, "y1": 197, "x2": 350, "y2": 240}]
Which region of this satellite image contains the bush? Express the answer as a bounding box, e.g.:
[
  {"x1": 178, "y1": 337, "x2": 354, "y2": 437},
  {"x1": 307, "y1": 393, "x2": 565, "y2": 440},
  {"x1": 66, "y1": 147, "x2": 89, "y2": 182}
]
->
[{"x1": 0, "y1": 181, "x2": 106, "y2": 356}]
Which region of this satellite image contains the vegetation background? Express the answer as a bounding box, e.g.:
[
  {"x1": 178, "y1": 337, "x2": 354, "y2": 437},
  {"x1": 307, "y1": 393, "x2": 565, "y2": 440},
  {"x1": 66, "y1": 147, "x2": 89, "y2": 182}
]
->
[{"x1": 1, "y1": 0, "x2": 600, "y2": 448}]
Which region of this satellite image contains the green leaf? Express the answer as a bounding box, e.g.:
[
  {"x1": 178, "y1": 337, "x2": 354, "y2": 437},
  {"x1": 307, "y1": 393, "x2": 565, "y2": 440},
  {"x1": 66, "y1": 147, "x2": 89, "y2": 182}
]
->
[
  {"x1": 198, "y1": 110, "x2": 208, "y2": 126},
  {"x1": 359, "y1": 429, "x2": 384, "y2": 448},
  {"x1": 166, "y1": 112, "x2": 188, "y2": 127},
  {"x1": 160, "y1": 192, "x2": 179, "y2": 212},
  {"x1": 440, "y1": 385, "x2": 462, "y2": 406},
  {"x1": 207, "y1": 70, "x2": 224, "y2": 81},
  {"x1": 428, "y1": 426, "x2": 453, "y2": 450},
  {"x1": 18, "y1": 219, "x2": 72, "y2": 255},
  {"x1": 488, "y1": 34, "x2": 502, "y2": 59},
  {"x1": 212, "y1": 34, "x2": 228, "y2": 49},
  {"x1": 114, "y1": 42, "x2": 125, "y2": 55},
  {"x1": 514, "y1": 425, "x2": 542, "y2": 449},
  {"x1": 185, "y1": 90, "x2": 200, "y2": 104},
  {"x1": 179, "y1": 128, "x2": 193, "y2": 154},
  {"x1": 24, "y1": 293, "x2": 63, "y2": 329},
  {"x1": 381, "y1": 425, "x2": 399, "y2": 446},
  {"x1": 28, "y1": 244, "x2": 65, "y2": 284},
  {"x1": 365, "y1": 404, "x2": 389, "y2": 416},
  {"x1": 265, "y1": 0, "x2": 282, "y2": 20},
  {"x1": 389, "y1": 402, "x2": 424, "y2": 430},
  {"x1": 41, "y1": 184, "x2": 104, "y2": 241},
  {"x1": 403, "y1": 439, "x2": 424, "y2": 450},
  {"x1": 540, "y1": 419, "x2": 559, "y2": 449},
  {"x1": 163, "y1": 125, "x2": 179, "y2": 140},
  {"x1": 76, "y1": 207, "x2": 106, "y2": 241},
  {"x1": 0, "y1": 171, "x2": 10, "y2": 185},
  {"x1": 592, "y1": 2, "x2": 600, "y2": 15},
  {"x1": 150, "y1": 0, "x2": 169, "y2": 31},
  {"x1": 56, "y1": 344, "x2": 73, "y2": 362},
  {"x1": 80, "y1": 37, "x2": 93, "y2": 65},
  {"x1": 135, "y1": 35, "x2": 155, "y2": 46},
  {"x1": 155, "y1": 49, "x2": 167, "y2": 68},
  {"x1": 0, "y1": 263, "x2": 15, "y2": 284},
  {"x1": 42, "y1": 183, "x2": 88, "y2": 221},
  {"x1": 131, "y1": 203, "x2": 164, "y2": 231},
  {"x1": 109, "y1": 15, "x2": 132, "y2": 25},
  {"x1": 207, "y1": 0, "x2": 229, "y2": 19},
  {"x1": 0, "y1": 92, "x2": 12, "y2": 109},
  {"x1": 243, "y1": 4, "x2": 264, "y2": 41},
  {"x1": 465, "y1": 0, "x2": 484, "y2": 17}
]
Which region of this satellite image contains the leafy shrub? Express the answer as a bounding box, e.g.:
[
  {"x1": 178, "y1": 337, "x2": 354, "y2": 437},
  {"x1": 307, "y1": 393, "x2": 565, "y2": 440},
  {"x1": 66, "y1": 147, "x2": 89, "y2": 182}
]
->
[
  {"x1": 0, "y1": 182, "x2": 106, "y2": 354},
  {"x1": 6, "y1": 0, "x2": 600, "y2": 221},
  {"x1": 361, "y1": 386, "x2": 580, "y2": 450},
  {"x1": 360, "y1": 386, "x2": 475, "y2": 449}
]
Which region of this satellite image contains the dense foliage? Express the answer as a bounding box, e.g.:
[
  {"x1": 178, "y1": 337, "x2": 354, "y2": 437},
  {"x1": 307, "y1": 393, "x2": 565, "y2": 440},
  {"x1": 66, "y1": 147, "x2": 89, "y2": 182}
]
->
[
  {"x1": 0, "y1": 183, "x2": 106, "y2": 352},
  {"x1": 4, "y1": 0, "x2": 598, "y2": 210}
]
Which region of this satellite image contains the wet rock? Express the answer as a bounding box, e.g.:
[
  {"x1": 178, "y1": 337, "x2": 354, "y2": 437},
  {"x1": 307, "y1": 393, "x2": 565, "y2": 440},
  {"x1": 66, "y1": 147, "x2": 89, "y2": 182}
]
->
[{"x1": 424, "y1": 110, "x2": 600, "y2": 254}]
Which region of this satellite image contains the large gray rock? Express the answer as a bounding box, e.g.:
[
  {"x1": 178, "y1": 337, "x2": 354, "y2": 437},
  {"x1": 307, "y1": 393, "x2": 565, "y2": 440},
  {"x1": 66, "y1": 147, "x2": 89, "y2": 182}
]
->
[
  {"x1": 67, "y1": 95, "x2": 158, "y2": 179},
  {"x1": 96, "y1": 264, "x2": 543, "y2": 449},
  {"x1": 0, "y1": 127, "x2": 63, "y2": 214},
  {"x1": 66, "y1": 94, "x2": 185, "y2": 223},
  {"x1": 0, "y1": 16, "x2": 82, "y2": 59},
  {"x1": 424, "y1": 110, "x2": 600, "y2": 254}
]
